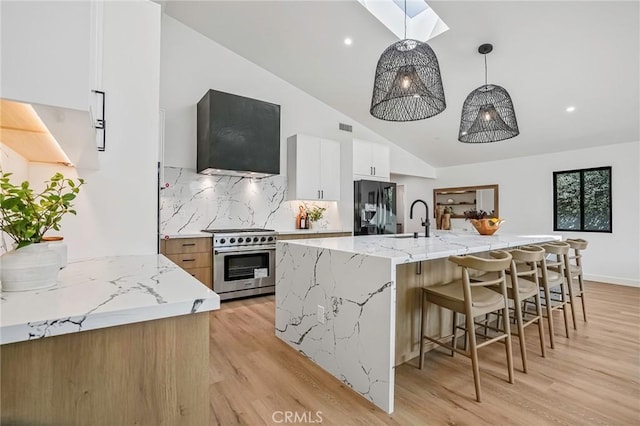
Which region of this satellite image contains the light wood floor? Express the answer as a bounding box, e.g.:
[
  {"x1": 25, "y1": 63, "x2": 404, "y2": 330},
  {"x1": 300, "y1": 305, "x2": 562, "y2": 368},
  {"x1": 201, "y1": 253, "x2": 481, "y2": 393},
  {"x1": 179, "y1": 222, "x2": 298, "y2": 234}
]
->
[{"x1": 209, "y1": 282, "x2": 640, "y2": 425}]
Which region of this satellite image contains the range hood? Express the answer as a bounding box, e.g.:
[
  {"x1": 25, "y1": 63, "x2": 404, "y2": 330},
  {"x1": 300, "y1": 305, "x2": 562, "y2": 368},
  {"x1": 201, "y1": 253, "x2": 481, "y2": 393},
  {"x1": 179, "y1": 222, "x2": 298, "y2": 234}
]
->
[
  {"x1": 196, "y1": 89, "x2": 280, "y2": 178},
  {"x1": 0, "y1": 98, "x2": 99, "y2": 169}
]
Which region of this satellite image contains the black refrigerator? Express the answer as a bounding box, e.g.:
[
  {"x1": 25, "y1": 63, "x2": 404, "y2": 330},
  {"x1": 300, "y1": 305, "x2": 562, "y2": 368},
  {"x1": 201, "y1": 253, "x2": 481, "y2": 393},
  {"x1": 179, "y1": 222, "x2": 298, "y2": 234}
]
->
[{"x1": 354, "y1": 180, "x2": 397, "y2": 235}]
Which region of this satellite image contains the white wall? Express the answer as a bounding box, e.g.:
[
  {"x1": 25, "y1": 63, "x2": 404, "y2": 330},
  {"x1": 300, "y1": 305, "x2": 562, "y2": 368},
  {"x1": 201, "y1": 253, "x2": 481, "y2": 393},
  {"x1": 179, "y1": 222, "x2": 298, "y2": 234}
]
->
[
  {"x1": 429, "y1": 141, "x2": 640, "y2": 286},
  {"x1": 1, "y1": 1, "x2": 161, "y2": 260},
  {"x1": 392, "y1": 174, "x2": 436, "y2": 233},
  {"x1": 159, "y1": 15, "x2": 437, "y2": 232}
]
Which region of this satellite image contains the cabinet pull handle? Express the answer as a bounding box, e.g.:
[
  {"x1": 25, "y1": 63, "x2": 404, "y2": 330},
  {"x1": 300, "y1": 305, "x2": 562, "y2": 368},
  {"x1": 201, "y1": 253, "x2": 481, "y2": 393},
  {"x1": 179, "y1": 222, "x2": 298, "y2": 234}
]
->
[
  {"x1": 321, "y1": 190, "x2": 324, "y2": 199},
  {"x1": 182, "y1": 258, "x2": 195, "y2": 262},
  {"x1": 182, "y1": 243, "x2": 196, "y2": 247},
  {"x1": 317, "y1": 190, "x2": 320, "y2": 199}
]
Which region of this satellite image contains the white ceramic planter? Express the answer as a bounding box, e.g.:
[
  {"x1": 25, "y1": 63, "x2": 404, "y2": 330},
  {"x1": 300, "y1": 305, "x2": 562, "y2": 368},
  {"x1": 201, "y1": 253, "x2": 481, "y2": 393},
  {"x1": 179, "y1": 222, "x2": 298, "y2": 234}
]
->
[
  {"x1": 43, "y1": 237, "x2": 68, "y2": 269},
  {"x1": 0, "y1": 243, "x2": 60, "y2": 292}
]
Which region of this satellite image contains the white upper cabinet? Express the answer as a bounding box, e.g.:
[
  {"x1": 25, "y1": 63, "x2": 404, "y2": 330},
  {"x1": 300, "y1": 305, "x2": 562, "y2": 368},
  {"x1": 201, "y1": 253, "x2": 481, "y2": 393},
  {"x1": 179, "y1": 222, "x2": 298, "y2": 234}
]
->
[
  {"x1": 1, "y1": 1, "x2": 97, "y2": 110},
  {"x1": 353, "y1": 139, "x2": 390, "y2": 181},
  {"x1": 287, "y1": 134, "x2": 341, "y2": 201}
]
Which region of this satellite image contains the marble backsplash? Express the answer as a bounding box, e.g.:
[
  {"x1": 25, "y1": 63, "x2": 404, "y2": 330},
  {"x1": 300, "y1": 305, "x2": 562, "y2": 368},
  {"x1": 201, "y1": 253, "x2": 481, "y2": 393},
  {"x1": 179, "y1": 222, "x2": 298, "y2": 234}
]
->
[{"x1": 159, "y1": 167, "x2": 340, "y2": 235}]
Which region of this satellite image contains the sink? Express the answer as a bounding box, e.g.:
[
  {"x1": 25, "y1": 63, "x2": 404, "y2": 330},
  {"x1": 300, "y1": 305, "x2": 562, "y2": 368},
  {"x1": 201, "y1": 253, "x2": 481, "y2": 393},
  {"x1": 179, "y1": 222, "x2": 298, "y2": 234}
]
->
[{"x1": 389, "y1": 233, "x2": 423, "y2": 239}]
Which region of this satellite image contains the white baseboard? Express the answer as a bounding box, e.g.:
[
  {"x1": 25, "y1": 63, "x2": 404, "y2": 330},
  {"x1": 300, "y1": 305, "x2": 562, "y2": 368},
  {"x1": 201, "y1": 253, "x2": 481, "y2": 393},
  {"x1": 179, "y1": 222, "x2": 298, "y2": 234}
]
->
[{"x1": 584, "y1": 274, "x2": 639, "y2": 287}]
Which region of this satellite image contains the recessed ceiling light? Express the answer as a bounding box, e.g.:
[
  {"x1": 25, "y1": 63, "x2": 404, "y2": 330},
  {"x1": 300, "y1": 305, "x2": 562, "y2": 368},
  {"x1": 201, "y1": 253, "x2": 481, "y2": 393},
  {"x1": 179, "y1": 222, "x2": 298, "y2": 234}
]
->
[
  {"x1": 566, "y1": 106, "x2": 576, "y2": 112},
  {"x1": 344, "y1": 38, "x2": 353, "y2": 46}
]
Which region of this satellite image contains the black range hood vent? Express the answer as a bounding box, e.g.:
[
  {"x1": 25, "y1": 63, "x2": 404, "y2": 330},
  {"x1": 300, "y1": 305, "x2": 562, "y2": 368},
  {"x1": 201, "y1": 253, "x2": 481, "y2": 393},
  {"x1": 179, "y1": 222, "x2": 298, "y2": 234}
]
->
[{"x1": 197, "y1": 89, "x2": 281, "y2": 178}]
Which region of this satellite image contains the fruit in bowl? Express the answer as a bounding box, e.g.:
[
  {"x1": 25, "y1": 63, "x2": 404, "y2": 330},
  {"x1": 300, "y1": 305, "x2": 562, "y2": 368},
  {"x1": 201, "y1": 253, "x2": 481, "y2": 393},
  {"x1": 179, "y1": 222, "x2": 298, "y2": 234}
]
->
[{"x1": 463, "y1": 209, "x2": 504, "y2": 235}]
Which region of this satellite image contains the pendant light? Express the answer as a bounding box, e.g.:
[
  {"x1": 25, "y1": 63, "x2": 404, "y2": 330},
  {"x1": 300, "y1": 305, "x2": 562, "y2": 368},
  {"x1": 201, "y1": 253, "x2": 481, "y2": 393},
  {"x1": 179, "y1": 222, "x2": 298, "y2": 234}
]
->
[
  {"x1": 370, "y1": 0, "x2": 446, "y2": 121},
  {"x1": 458, "y1": 43, "x2": 519, "y2": 143}
]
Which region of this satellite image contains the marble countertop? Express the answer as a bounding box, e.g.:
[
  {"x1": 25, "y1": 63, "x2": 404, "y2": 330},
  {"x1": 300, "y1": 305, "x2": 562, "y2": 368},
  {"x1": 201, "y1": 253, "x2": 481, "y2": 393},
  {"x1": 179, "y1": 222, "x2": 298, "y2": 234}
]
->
[
  {"x1": 160, "y1": 229, "x2": 351, "y2": 239},
  {"x1": 0, "y1": 254, "x2": 220, "y2": 345},
  {"x1": 277, "y1": 230, "x2": 561, "y2": 265},
  {"x1": 277, "y1": 229, "x2": 351, "y2": 235}
]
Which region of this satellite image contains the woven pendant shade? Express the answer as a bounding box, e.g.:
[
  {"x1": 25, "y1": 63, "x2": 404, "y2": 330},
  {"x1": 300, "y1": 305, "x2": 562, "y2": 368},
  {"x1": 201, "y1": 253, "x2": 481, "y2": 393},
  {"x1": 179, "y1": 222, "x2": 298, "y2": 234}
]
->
[
  {"x1": 458, "y1": 84, "x2": 519, "y2": 143},
  {"x1": 458, "y1": 43, "x2": 519, "y2": 143},
  {"x1": 370, "y1": 39, "x2": 446, "y2": 121}
]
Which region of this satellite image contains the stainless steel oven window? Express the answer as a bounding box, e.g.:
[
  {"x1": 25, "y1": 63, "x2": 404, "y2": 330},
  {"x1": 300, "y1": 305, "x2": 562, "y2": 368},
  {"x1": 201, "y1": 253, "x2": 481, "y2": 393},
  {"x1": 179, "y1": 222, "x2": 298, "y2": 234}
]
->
[{"x1": 224, "y1": 252, "x2": 270, "y2": 281}]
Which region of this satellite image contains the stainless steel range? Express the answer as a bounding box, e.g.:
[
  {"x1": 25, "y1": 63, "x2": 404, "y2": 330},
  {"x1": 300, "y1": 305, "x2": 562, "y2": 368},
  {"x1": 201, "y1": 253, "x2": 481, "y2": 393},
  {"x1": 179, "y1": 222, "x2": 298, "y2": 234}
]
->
[{"x1": 201, "y1": 228, "x2": 277, "y2": 301}]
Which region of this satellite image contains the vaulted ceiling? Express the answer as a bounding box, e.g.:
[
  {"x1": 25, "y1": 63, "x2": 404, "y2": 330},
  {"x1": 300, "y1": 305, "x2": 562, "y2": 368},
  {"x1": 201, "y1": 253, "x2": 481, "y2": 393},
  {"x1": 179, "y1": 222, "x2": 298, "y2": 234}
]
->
[{"x1": 162, "y1": 1, "x2": 639, "y2": 167}]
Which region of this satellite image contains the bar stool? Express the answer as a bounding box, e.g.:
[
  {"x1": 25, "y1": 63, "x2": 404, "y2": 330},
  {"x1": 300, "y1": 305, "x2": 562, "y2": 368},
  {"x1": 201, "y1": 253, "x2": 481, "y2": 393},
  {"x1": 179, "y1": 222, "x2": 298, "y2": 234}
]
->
[
  {"x1": 546, "y1": 240, "x2": 581, "y2": 329},
  {"x1": 477, "y1": 246, "x2": 547, "y2": 373},
  {"x1": 419, "y1": 251, "x2": 514, "y2": 403},
  {"x1": 565, "y1": 238, "x2": 589, "y2": 322},
  {"x1": 535, "y1": 243, "x2": 572, "y2": 348}
]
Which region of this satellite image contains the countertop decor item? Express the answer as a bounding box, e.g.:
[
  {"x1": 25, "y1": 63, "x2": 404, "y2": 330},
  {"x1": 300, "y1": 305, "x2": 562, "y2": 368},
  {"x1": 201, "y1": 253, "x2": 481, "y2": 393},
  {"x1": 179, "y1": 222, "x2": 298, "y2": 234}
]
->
[
  {"x1": 458, "y1": 43, "x2": 519, "y2": 143},
  {"x1": 463, "y1": 208, "x2": 503, "y2": 235},
  {"x1": 303, "y1": 204, "x2": 326, "y2": 229},
  {"x1": 0, "y1": 171, "x2": 85, "y2": 291},
  {"x1": 469, "y1": 218, "x2": 504, "y2": 236},
  {"x1": 369, "y1": 0, "x2": 446, "y2": 121},
  {"x1": 42, "y1": 235, "x2": 67, "y2": 268}
]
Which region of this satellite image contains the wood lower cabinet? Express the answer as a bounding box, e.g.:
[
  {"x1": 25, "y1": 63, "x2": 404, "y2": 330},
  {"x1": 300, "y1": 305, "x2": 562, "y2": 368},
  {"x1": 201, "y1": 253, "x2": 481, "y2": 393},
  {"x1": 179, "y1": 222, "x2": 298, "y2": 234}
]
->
[
  {"x1": 1, "y1": 313, "x2": 209, "y2": 425},
  {"x1": 160, "y1": 237, "x2": 212, "y2": 289}
]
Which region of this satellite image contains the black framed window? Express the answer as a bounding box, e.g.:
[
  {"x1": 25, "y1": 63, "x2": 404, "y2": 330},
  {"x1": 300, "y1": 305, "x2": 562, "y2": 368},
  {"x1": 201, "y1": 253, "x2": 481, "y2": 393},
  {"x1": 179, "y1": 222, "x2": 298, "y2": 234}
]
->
[{"x1": 553, "y1": 166, "x2": 612, "y2": 232}]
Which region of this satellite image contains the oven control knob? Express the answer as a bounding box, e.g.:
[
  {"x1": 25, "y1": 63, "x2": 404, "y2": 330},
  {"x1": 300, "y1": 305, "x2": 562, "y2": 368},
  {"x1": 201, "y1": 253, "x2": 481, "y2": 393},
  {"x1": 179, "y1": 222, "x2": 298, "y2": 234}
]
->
[
  {"x1": 238, "y1": 237, "x2": 244, "y2": 243},
  {"x1": 253, "y1": 237, "x2": 259, "y2": 242},
  {"x1": 219, "y1": 238, "x2": 226, "y2": 244},
  {"x1": 230, "y1": 238, "x2": 236, "y2": 243},
  {"x1": 261, "y1": 236, "x2": 266, "y2": 242},
  {"x1": 267, "y1": 236, "x2": 274, "y2": 242}
]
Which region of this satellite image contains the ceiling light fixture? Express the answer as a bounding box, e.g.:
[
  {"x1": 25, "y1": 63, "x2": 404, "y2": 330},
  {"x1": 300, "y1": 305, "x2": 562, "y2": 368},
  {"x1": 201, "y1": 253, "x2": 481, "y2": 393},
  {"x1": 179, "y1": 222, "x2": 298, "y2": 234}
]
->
[
  {"x1": 344, "y1": 37, "x2": 353, "y2": 46},
  {"x1": 458, "y1": 43, "x2": 519, "y2": 143},
  {"x1": 566, "y1": 106, "x2": 575, "y2": 112},
  {"x1": 369, "y1": 0, "x2": 445, "y2": 121}
]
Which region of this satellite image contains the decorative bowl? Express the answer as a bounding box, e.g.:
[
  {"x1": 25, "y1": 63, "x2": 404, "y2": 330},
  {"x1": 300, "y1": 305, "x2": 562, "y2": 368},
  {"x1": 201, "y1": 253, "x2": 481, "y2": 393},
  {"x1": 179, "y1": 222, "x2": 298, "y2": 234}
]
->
[{"x1": 470, "y1": 218, "x2": 504, "y2": 236}]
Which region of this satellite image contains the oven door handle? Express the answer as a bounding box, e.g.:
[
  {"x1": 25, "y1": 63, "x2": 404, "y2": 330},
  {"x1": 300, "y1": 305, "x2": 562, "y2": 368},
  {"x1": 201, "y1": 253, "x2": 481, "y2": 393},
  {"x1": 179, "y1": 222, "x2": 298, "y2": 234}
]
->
[{"x1": 214, "y1": 246, "x2": 275, "y2": 255}]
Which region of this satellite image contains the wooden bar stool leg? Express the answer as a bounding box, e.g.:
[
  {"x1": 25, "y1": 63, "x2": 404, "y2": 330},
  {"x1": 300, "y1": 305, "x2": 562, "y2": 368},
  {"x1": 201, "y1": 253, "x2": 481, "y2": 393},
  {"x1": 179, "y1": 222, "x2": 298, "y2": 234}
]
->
[
  {"x1": 467, "y1": 312, "x2": 482, "y2": 402},
  {"x1": 513, "y1": 295, "x2": 528, "y2": 373},
  {"x1": 503, "y1": 300, "x2": 514, "y2": 384},
  {"x1": 565, "y1": 266, "x2": 578, "y2": 330},
  {"x1": 560, "y1": 281, "x2": 570, "y2": 338},
  {"x1": 419, "y1": 290, "x2": 426, "y2": 370},
  {"x1": 579, "y1": 274, "x2": 588, "y2": 322},
  {"x1": 534, "y1": 293, "x2": 547, "y2": 358},
  {"x1": 542, "y1": 284, "x2": 555, "y2": 349},
  {"x1": 450, "y1": 312, "x2": 458, "y2": 357}
]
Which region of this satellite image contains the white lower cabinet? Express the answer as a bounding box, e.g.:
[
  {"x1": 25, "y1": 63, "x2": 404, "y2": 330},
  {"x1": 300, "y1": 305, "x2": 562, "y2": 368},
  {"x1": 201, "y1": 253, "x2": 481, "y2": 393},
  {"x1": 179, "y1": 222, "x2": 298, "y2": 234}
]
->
[{"x1": 287, "y1": 134, "x2": 341, "y2": 201}]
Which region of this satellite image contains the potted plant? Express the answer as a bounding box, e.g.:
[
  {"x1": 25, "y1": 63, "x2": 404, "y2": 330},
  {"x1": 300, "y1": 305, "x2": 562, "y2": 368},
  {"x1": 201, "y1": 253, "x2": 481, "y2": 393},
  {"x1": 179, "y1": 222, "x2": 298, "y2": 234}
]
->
[
  {"x1": 0, "y1": 171, "x2": 85, "y2": 291},
  {"x1": 304, "y1": 205, "x2": 326, "y2": 229},
  {"x1": 463, "y1": 209, "x2": 503, "y2": 235}
]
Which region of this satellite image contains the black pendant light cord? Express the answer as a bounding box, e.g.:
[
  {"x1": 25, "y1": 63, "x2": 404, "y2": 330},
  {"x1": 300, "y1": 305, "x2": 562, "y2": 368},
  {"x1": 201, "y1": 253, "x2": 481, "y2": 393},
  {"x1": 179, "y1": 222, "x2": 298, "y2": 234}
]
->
[
  {"x1": 404, "y1": 0, "x2": 407, "y2": 39},
  {"x1": 484, "y1": 54, "x2": 488, "y2": 86}
]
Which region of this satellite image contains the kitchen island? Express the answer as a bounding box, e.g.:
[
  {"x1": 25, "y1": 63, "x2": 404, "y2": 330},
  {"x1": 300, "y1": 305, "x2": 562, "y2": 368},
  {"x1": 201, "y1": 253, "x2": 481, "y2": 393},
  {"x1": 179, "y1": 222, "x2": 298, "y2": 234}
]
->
[
  {"x1": 0, "y1": 254, "x2": 220, "y2": 425},
  {"x1": 275, "y1": 231, "x2": 558, "y2": 413}
]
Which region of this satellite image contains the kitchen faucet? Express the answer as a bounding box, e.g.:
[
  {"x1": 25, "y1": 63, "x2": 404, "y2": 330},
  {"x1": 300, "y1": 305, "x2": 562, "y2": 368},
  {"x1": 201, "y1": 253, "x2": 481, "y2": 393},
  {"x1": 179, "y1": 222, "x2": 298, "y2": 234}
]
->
[{"x1": 409, "y1": 199, "x2": 430, "y2": 237}]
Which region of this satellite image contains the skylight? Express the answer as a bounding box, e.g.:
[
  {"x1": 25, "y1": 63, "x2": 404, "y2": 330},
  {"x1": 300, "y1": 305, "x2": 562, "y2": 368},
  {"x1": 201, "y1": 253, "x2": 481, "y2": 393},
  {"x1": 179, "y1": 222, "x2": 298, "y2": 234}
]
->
[{"x1": 358, "y1": 0, "x2": 449, "y2": 41}]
